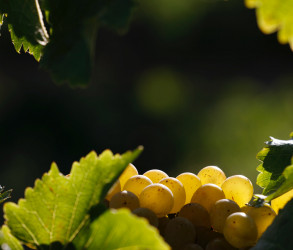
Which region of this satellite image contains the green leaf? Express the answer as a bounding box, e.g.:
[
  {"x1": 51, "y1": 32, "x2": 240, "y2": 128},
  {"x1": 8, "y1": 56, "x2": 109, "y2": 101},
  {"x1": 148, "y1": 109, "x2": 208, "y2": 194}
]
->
[
  {"x1": 245, "y1": 0, "x2": 293, "y2": 50},
  {"x1": 256, "y1": 136, "x2": 293, "y2": 195},
  {"x1": 0, "y1": 186, "x2": 12, "y2": 204},
  {"x1": 73, "y1": 209, "x2": 170, "y2": 250},
  {"x1": 0, "y1": 0, "x2": 49, "y2": 61},
  {"x1": 266, "y1": 163, "x2": 293, "y2": 202},
  {"x1": 40, "y1": 0, "x2": 137, "y2": 86},
  {"x1": 0, "y1": 225, "x2": 23, "y2": 250},
  {"x1": 252, "y1": 197, "x2": 293, "y2": 250},
  {"x1": 4, "y1": 147, "x2": 143, "y2": 248}
]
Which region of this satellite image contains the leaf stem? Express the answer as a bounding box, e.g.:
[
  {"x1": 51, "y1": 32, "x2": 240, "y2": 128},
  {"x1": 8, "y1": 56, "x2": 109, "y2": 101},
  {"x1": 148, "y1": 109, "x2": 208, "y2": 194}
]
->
[{"x1": 34, "y1": 0, "x2": 49, "y2": 45}]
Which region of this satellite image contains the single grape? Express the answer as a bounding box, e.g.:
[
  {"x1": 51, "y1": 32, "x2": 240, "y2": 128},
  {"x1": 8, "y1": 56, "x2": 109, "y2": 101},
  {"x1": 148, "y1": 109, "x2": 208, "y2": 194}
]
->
[
  {"x1": 105, "y1": 180, "x2": 121, "y2": 201},
  {"x1": 139, "y1": 183, "x2": 174, "y2": 217},
  {"x1": 241, "y1": 204, "x2": 276, "y2": 239},
  {"x1": 143, "y1": 169, "x2": 168, "y2": 183},
  {"x1": 205, "y1": 237, "x2": 236, "y2": 250},
  {"x1": 123, "y1": 175, "x2": 152, "y2": 198},
  {"x1": 109, "y1": 190, "x2": 139, "y2": 211},
  {"x1": 178, "y1": 203, "x2": 211, "y2": 228},
  {"x1": 223, "y1": 212, "x2": 257, "y2": 249},
  {"x1": 197, "y1": 166, "x2": 226, "y2": 187},
  {"x1": 159, "y1": 177, "x2": 186, "y2": 213},
  {"x1": 191, "y1": 184, "x2": 225, "y2": 213},
  {"x1": 119, "y1": 163, "x2": 138, "y2": 189},
  {"x1": 271, "y1": 188, "x2": 293, "y2": 214},
  {"x1": 164, "y1": 217, "x2": 196, "y2": 250},
  {"x1": 176, "y1": 172, "x2": 202, "y2": 204},
  {"x1": 210, "y1": 199, "x2": 241, "y2": 233},
  {"x1": 132, "y1": 207, "x2": 159, "y2": 227},
  {"x1": 221, "y1": 175, "x2": 253, "y2": 207}
]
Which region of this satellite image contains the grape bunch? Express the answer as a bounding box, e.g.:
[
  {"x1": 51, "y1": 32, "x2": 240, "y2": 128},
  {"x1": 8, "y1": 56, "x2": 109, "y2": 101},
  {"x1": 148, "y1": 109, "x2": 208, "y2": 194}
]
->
[{"x1": 105, "y1": 164, "x2": 288, "y2": 250}]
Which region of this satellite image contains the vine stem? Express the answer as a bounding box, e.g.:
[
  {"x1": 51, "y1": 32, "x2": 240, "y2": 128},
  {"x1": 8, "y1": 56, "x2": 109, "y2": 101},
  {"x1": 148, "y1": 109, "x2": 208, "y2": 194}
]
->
[{"x1": 35, "y1": 0, "x2": 49, "y2": 45}]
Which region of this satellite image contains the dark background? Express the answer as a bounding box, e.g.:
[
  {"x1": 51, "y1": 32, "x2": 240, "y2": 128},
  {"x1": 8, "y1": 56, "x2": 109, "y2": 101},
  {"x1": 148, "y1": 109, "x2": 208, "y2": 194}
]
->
[{"x1": 0, "y1": 0, "x2": 293, "y2": 206}]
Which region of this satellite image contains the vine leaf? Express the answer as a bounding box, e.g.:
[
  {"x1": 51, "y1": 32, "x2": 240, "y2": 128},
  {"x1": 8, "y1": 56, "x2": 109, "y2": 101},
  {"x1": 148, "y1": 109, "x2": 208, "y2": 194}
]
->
[
  {"x1": 0, "y1": 0, "x2": 48, "y2": 61},
  {"x1": 245, "y1": 0, "x2": 293, "y2": 50},
  {"x1": 256, "y1": 135, "x2": 293, "y2": 196},
  {"x1": 0, "y1": 225, "x2": 23, "y2": 250},
  {"x1": 266, "y1": 163, "x2": 293, "y2": 202},
  {"x1": 40, "y1": 0, "x2": 137, "y2": 86},
  {"x1": 4, "y1": 147, "x2": 143, "y2": 248},
  {"x1": 252, "y1": 198, "x2": 293, "y2": 250},
  {"x1": 73, "y1": 209, "x2": 170, "y2": 249}
]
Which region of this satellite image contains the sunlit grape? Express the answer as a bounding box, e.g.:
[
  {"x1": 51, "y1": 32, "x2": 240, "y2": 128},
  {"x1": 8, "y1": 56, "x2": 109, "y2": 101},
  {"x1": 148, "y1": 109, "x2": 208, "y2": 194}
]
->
[
  {"x1": 105, "y1": 180, "x2": 121, "y2": 201},
  {"x1": 176, "y1": 172, "x2": 202, "y2": 204},
  {"x1": 139, "y1": 183, "x2": 174, "y2": 217},
  {"x1": 198, "y1": 166, "x2": 226, "y2": 187},
  {"x1": 143, "y1": 169, "x2": 169, "y2": 183},
  {"x1": 132, "y1": 207, "x2": 158, "y2": 227},
  {"x1": 271, "y1": 188, "x2": 293, "y2": 214},
  {"x1": 123, "y1": 175, "x2": 152, "y2": 198},
  {"x1": 241, "y1": 204, "x2": 276, "y2": 239},
  {"x1": 221, "y1": 175, "x2": 253, "y2": 207},
  {"x1": 164, "y1": 217, "x2": 196, "y2": 250},
  {"x1": 178, "y1": 203, "x2": 211, "y2": 228},
  {"x1": 159, "y1": 177, "x2": 186, "y2": 213},
  {"x1": 191, "y1": 184, "x2": 225, "y2": 213},
  {"x1": 210, "y1": 199, "x2": 241, "y2": 233},
  {"x1": 223, "y1": 212, "x2": 257, "y2": 248},
  {"x1": 119, "y1": 163, "x2": 138, "y2": 189}
]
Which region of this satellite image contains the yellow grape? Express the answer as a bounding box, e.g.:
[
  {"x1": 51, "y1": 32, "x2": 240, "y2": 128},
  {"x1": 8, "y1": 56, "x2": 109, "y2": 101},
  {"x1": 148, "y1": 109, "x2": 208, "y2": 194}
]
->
[
  {"x1": 223, "y1": 212, "x2": 257, "y2": 249},
  {"x1": 197, "y1": 166, "x2": 226, "y2": 187},
  {"x1": 132, "y1": 207, "x2": 159, "y2": 227},
  {"x1": 143, "y1": 169, "x2": 168, "y2": 183},
  {"x1": 210, "y1": 199, "x2": 241, "y2": 233},
  {"x1": 105, "y1": 180, "x2": 121, "y2": 201},
  {"x1": 109, "y1": 190, "x2": 139, "y2": 211},
  {"x1": 241, "y1": 204, "x2": 276, "y2": 239},
  {"x1": 164, "y1": 217, "x2": 196, "y2": 250},
  {"x1": 221, "y1": 175, "x2": 253, "y2": 207},
  {"x1": 123, "y1": 175, "x2": 152, "y2": 198},
  {"x1": 159, "y1": 177, "x2": 186, "y2": 213},
  {"x1": 191, "y1": 184, "x2": 225, "y2": 213},
  {"x1": 176, "y1": 172, "x2": 202, "y2": 204},
  {"x1": 119, "y1": 163, "x2": 138, "y2": 189},
  {"x1": 178, "y1": 203, "x2": 211, "y2": 228},
  {"x1": 139, "y1": 183, "x2": 174, "y2": 217},
  {"x1": 271, "y1": 188, "x2": 293, "y2": 214}
]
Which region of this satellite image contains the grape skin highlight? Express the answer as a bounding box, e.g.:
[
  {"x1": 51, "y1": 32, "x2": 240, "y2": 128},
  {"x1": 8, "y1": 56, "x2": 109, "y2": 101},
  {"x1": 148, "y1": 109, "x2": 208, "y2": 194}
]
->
[
  {"x1": 139, "y1": 183, "x2": 174, "y2": 217},
  {"x1": 176, "y1": 172, "x2": 202, "y2": 204},
  {"x1": 159, "y1": 177, "x2": 186, "y2": 213},
  {"x1": 119, "y1": 163, "x2": 138, "y2": 189},
  {"x1": 123, "y1": 175, "x2": 152, "y2": 198},
  {"x1": 221, "y1": 175, "x2": 253, "y2": 207},
  {"x1": 143, "y1": 169, "x2": 169, "y2": 183},
  {"x1": 191, "y1": 183, "x2": 225, "y2": 213},
  {"x1": 197, "y1": 166, "x2": 226, "y2": 187},
  {"x1": 271, "y1": 188, "x2": 293, "y2": 214}
]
